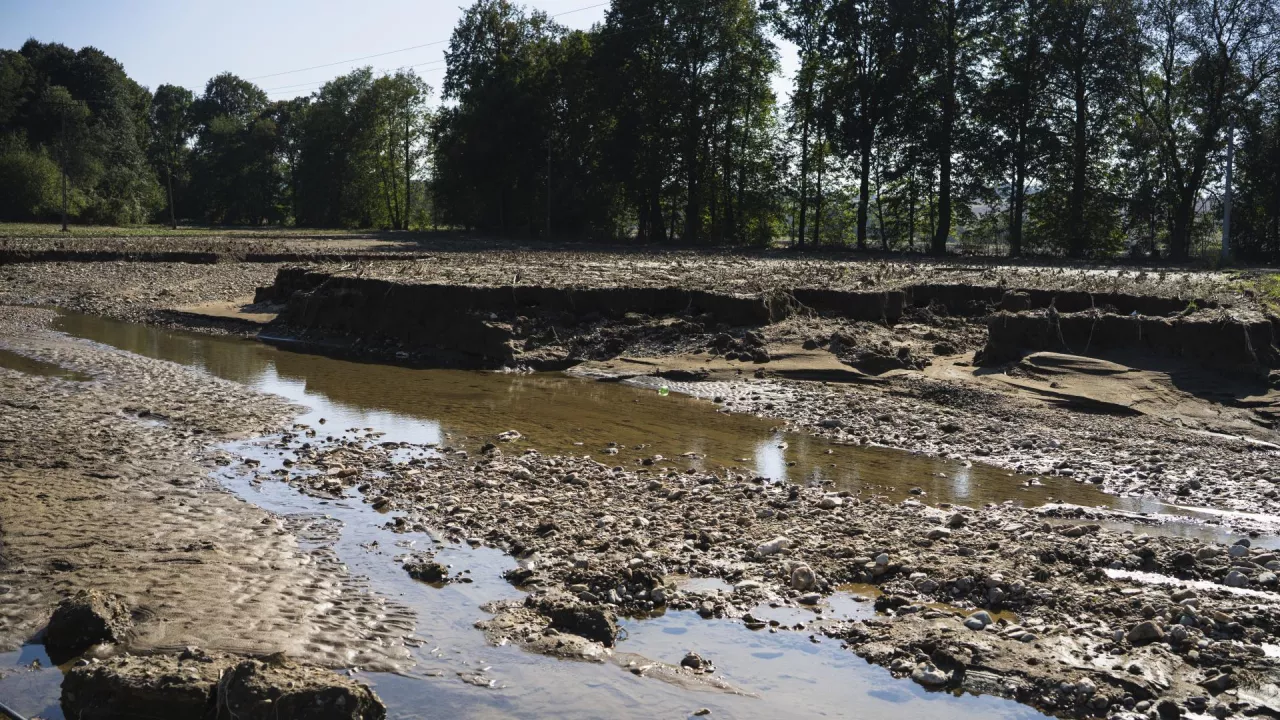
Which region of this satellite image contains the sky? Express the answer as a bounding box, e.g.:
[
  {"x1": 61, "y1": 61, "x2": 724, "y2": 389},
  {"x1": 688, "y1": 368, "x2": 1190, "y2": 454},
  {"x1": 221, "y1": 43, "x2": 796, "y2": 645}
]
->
[{"x1": 1, "y1": 0, "x2": 798, "y2": 103}]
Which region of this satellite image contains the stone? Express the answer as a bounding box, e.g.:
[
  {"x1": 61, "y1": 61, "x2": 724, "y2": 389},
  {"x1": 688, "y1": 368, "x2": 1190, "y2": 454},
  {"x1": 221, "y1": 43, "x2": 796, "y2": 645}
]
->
[
  {"x1": 910, "y1": 662, "x2": 951, "y2": 688},
  {"x1": 540, "y1": 595, "x2": 619, "y2": 647},
  {"x1": 946, "y1": 512, "x2": 967, "y2": 529},
  {"x1": 1223, "y1": 570, "x2": 1249, "y2": 588},
  {"x1": 817, "y1": 496, "x2": 843, "y2": 509},
  {"x1": 1128, "y1": 621, "x2": 1164, "y2": 645},
  {"x1": 404, "y1": 559, "x2": 449, "y2": 584},
  {"x1": 1228, "y1": 544, "x2": 1249, "y2": 558},
  {"x1": 680, "y1": 652, "x2": 712, "y2": 672},
  {"x1": 964, "y1": 610, "x2": 994, "y2": 631},
  {"x1": 790, "y1": 564, "x2": 818, "y2": 591},
  {"x1": 497, "y1": 430, "x2": 522, "y2": 442},
  {"x1": 45, "y1": 589, "x2": 133, "y2": 664},
  {"x1": 756, "y1": 537, "x2": 791, "y2": 556}
]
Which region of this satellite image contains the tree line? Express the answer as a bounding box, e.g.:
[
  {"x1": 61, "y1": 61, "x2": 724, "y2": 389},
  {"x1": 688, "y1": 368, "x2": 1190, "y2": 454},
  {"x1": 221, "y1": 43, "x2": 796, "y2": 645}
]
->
[{"x1": 1, "y1": 0, "x2": 1278, "y2": 261}]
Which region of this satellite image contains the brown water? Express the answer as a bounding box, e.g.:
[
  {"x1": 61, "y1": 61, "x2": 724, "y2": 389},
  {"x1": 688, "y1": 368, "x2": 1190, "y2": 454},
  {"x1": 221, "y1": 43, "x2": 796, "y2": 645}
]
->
[
  {"x1": 0, "y1": 347, "x2": 90, "y2": 381},
  {"x1": 7, "y1": 311, "x2": 1254, "y2": 719},
  {"x1": 52, "y1": 311, "x2": 1126, "y2": 510}
]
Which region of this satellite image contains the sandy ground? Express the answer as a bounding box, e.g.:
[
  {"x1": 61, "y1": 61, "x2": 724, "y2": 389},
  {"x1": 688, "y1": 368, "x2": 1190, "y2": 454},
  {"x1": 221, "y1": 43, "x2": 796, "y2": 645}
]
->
[{"x1": 0, "y1": 307, "x2": 413, "y2": 672}]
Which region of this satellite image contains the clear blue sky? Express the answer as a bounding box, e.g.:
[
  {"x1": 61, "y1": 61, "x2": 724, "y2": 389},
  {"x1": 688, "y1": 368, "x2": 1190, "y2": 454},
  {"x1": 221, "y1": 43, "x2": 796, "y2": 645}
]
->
[{"x1": 1, "y1": 0, "x2": 797, "y2": 102}]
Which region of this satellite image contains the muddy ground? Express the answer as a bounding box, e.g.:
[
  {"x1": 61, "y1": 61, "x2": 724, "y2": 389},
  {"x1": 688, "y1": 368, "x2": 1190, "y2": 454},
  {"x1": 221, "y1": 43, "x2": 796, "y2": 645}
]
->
[{"x1": 1, "y1": 236, "x2": 1279, "y2": 718}]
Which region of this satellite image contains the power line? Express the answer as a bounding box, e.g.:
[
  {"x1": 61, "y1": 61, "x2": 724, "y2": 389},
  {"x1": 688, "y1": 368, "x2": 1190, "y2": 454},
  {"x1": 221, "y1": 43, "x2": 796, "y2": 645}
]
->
[{"x1": 248, "y1": 1, "x2": 609, "y2": 82}]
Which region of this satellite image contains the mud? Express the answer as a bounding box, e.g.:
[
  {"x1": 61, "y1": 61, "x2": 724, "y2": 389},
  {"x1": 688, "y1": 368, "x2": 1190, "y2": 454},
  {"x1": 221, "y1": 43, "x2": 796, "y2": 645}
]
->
[
  {"x1": 0, "y1": 307, "x2": 413, "y2": 673},
  {"x1": 61, "y1": 650, "x2": 386, "y2": 720},
  {"x1": 3, "y1": 237, "x2": 1280, "y2": 718}
]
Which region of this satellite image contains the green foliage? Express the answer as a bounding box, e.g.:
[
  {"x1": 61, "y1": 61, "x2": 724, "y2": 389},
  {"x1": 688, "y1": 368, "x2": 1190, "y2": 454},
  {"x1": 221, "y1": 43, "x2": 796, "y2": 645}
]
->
[
  {"x1": 0, "y1": 135, "x2": 63, "y2": 219},
  {"x1": 1, "y1": 0, "x2": 1280, "y2": 257}
]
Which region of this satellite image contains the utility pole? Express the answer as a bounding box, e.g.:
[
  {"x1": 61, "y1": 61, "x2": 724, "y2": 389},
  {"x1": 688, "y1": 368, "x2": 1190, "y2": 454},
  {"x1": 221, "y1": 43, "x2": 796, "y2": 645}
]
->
[{"x1": 1222, "y1": 115, "x2": 1234, "y2": 262}]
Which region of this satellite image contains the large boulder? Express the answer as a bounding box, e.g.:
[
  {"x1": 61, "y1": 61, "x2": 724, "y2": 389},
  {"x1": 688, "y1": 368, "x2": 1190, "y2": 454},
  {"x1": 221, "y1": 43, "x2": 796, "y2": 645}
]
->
[{"x1": 44, "y1": 589, "x2": 132, "y2": 663}]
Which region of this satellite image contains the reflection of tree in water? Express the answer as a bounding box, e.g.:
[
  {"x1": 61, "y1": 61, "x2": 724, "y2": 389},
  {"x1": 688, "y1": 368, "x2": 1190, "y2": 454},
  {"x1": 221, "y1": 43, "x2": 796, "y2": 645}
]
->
[{"x1": 54, "y1": 311, "x2": 1128, "y2": 511}]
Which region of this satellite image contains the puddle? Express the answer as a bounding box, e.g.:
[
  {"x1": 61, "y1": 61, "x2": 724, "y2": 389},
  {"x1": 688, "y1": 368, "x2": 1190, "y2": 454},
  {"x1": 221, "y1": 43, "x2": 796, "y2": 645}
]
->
[
  {"x1": 215, "y1": 436, "x2": 1049, "y2": 719},
  {"x1": 48, "y1": 309, "x2": 1279, "y2": 551},
  {"x1": 1105, "y1": 569, "x2": 1280, "y2": 601},
  {"x1": 52, "y1": 310, "x2": 1142, "y2": 512},
  {"x1": 0, "y1": 645, "x2": 63, "y2": 720},
  {"x1": 0, "y1": 347, "x2": 90, "y2": 382}
]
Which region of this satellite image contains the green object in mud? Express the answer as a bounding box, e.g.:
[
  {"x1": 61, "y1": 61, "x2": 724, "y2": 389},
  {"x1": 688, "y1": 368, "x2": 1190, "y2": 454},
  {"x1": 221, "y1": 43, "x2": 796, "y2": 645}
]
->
[{"x1": 658, "y1": 385, "x2": 670, "y2": 396}]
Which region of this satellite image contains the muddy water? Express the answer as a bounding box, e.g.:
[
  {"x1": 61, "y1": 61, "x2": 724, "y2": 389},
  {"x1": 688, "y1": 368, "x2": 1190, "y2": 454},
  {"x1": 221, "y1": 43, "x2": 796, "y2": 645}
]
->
[
  {"x1": 0, "y1": 347, "x2": 90, "y2": 381},
  {"x1": 216, "y1": 436, "x2": 1046, "y2": 720},
  {"x1": 52, "y1": 311, "x2": 1122, "y2": 511}
]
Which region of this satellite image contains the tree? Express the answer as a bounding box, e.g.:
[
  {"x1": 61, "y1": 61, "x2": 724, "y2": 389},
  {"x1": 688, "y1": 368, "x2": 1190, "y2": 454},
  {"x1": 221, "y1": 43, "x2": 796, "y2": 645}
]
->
[
  {"x1": 191, "y1": 73, "x2": 282, "y2": 224},
  {"x1": 828, "y1": 0, "x2": 922, "y2": 249},
  {"x1": 149, "y1": 84, "x2": 194, "y2": 228},
  {"x1": 767, "y1": 0, "x2": 831, "y2": 248},
  {"x1": 1133, "y1": 0, "x2": 1280, "y2": 260},
  {"x1": 368, "y1": 71, "x2": 431, "y2": 230},
  {"x1": 40, "y1": 85, "x2": 90, "y2": 230},
  {"x1": 977, "y1": 0, "x2": 1052, "y2": 256},
  {"x1": 923, "y1": 0, "x2": 993, "y2": 254},
  {"x1": 1032, "y1": 0, "x2": 1140, "y2": 256}
]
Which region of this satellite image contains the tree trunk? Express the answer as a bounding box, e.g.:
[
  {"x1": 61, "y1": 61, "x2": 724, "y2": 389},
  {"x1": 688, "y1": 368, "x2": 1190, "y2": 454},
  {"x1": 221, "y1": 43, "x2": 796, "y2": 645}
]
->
[
  {"x1": 798, "y1": 116, "x2": 809, "y2": 249},
  {"x1": 815, "y1": 128, "x2": 824, "y2": 246},
  {"x1": 1067, "y1": 74, "x2": 1088, "y2": 258},
  {"x1": 932, "y1": 1, "x2": 956, "y2": 256},
  {"x1": 857, "y1": 128, "x2": 873, "y2": 250},
  {"x1": 404, "y1": 109, "x2": 413, "y2": 231},
  {"x1": 167, "y1": 165, "x2": 177, "y2": 230},
  {"x1": 1010, "y1": 135, "x2": 1025, "y2": 257}
]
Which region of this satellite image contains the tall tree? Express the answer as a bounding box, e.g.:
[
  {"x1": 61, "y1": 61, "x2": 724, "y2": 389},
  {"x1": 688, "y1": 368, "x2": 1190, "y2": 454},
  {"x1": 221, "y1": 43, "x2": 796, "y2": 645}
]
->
[
  {"x1": 978, "y1": 0, "x2": 1051, "y2": 256},
  {"x1": 149, "y1": 84, "x2": 194, "y2": 228},
  {"x1": 828, "y1": 0, "x2": 921, "y2": 249},
  {"x1": 1134, "y1": 0, "x2": 1280, "y2": 260},
  {"x1": 924, "y1": 0, "x2": 992, "y2": 254}
]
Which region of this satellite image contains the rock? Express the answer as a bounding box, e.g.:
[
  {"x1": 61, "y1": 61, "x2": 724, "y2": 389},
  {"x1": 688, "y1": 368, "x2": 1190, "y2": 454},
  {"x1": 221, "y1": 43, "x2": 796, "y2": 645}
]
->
[
  {"x1": 1228, "y1": 544, "x2": 1249, "y2": 558},
  {"x1": 910, "y1": 662, "x2": 951, "y2": 688},
  {"x1": 819, "y1": 418, "x2": 843, "y2": 429},
  {"x1": 926, "y1": 528, "x2": 951, "y2": 541},
  {"x1": 1223, "y1": 570, "x2": 1249, "y2": 587},
  {"x1": 946, "y1": 512, "x2": 967, "y2": 529},
  {"x1": 1200, "y1": 673, "x2": 1235, "y2": 694},
  {"x1": 539, "y1": 595, "x2": 619, "y2": 647},
  {"x1": 45, "y1": 589, "x2": 133, "y2": 664},
  {"x1": 61, "y1": 653, "x2": 385, "y2": 720},
  {"x1": 680, "y1": 652, "x2": 713, "y2": 672},
  {"x1": 798, "y1": 593, "x2": 821, "y2": 605},
  {"x1": 1128, "y1": 621, "x2": 1164, "y2": 645},
  {"x1": 497, "y1": 430, "x2": 522, "y2": 442},
  {"x1": 817, "y1": 495, "x2": 843, "y2": 509},
  {"x1": 1258, "y1": 571, "x2": 1277, "y2": 587},
  {"x1": 404, "y1": 559, "x2": 449, "y2": 584},
  {"x1": 756, "y1": 537, "x2": 791, "y2": 556},
  {"x1": 964, "y1": 610, "x2": 994, "y2": 631},
  {"x1": 790, "y1": 564, "x2": 818, "y2": 591},
  {"x1": 221, "y1": 656, "x2": 387, "y2": 719}
]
